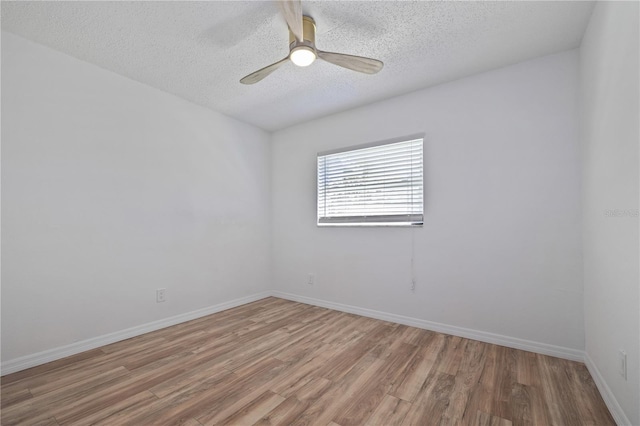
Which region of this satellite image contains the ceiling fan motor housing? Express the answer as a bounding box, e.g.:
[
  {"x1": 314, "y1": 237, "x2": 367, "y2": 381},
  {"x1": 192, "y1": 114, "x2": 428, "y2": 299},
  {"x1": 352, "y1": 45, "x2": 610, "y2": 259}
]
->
[{"x1": 289, "y1": 16, "x2": 317, "y2": 52}]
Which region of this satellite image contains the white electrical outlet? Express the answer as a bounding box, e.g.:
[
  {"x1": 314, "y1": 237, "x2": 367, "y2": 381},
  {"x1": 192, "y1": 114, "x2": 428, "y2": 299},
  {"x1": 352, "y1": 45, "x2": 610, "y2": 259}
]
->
[
  {"x1": 619, "y1": 350, "x2": 627, "y2": 380},
  {"x1": 156, "y1": 288, "x2": 166, "y2": 303},
  {"x1": 308, "y1": 273, "x2": 314, "y2": 285}
]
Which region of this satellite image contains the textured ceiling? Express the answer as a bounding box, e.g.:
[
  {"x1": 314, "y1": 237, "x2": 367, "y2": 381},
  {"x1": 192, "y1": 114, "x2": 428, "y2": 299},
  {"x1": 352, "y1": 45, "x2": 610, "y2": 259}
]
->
[{"x1": 1, "y1": 1, "x2": 594, "y2": 131}]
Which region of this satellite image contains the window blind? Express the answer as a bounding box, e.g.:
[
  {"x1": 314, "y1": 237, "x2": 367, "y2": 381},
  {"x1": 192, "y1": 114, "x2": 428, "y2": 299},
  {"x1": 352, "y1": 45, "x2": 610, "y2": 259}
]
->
[{"x1": 317, "y1": 138, "x2": 424, "y2": 225}]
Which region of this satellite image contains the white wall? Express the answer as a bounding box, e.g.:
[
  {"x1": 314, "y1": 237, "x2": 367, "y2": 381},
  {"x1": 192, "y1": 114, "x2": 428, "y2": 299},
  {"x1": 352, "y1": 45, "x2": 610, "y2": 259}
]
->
[
  {"x1": 1, "y1": 32, "x2": 271, "y2": 363},
  {"x1": 580, "y1": 2, "x2": 640, "y2": 424},
  {"x1": 272, "y1": 51, "x2": 584, "y2": 353}
]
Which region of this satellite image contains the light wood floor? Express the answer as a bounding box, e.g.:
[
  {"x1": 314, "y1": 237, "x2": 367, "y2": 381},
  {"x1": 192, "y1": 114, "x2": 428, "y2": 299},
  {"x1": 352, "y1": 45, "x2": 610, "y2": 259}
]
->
[{"x1": 1, "y1": 297, "x2": 614, "y2": 426}]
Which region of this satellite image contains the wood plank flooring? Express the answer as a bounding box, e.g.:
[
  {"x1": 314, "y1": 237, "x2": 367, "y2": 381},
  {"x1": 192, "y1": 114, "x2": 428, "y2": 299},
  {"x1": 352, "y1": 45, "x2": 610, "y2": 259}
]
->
[{"x1": 1, "y1": 297, "x2": 614, "y2": 425}]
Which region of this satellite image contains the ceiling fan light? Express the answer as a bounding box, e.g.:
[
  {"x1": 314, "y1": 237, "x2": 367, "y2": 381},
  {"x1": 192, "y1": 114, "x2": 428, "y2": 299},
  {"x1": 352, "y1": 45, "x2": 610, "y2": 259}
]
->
[{"x1": 290, "y1": 46, "x2": 316, "y2": 67}]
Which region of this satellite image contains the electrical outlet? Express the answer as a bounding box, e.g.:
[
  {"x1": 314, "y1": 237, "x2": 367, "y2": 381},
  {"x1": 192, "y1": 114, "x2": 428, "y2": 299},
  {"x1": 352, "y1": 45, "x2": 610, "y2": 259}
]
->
[
  {"x1": 156, "y1": 288, "x2": 166, "y2": 303},
  {"x1": 619, "y1": 350, "x2": 627, "y2": 380},
  {"x1": 308, "y1": 273, "x2": 314, "y2": 285}
]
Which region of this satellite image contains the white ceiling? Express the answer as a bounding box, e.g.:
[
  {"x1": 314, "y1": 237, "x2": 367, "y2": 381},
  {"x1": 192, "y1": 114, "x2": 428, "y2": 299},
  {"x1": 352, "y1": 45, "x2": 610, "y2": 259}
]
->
[{"x1": 2, "y1": 1, "x2": 594, "y2": 131}]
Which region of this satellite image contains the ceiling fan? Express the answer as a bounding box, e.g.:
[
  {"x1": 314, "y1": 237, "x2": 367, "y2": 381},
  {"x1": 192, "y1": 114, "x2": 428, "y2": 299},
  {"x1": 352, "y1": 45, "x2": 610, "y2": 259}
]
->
[{"x1": 240, "y1": 0, "x2": 384, "y2": 84}]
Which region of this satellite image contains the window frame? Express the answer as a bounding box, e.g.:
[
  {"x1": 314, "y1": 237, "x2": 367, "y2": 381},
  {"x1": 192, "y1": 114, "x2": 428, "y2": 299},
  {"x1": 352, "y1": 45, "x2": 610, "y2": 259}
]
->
[{"x1": 316, "y1": 134, "x2": 425, "y2": 227}]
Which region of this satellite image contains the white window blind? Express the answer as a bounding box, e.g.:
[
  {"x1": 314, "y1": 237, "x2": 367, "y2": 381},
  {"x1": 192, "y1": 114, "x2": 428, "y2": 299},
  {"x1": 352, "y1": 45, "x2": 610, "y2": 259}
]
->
[{"x1": 317, "y1": 138, "x2": 424, "y2": 225}]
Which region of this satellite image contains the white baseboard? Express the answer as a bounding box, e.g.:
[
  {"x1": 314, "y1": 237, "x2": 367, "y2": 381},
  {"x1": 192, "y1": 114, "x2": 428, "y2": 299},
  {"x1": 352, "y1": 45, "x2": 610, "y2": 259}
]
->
[
  {"x1": 271, "y1": 291, "x2": 585, "y2": 362},
  {"x1": 0, "y1": 291, "x2": 272, "y2": 376},
  {"x1": 584, "y1": 352, "x2": 632, "y2": 426}
]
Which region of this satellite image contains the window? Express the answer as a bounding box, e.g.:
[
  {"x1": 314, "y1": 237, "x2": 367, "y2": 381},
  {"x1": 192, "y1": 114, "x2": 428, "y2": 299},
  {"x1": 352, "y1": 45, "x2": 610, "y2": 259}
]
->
[{"x1": 317, "y1": 137, "x2": 424, "y2": 226}]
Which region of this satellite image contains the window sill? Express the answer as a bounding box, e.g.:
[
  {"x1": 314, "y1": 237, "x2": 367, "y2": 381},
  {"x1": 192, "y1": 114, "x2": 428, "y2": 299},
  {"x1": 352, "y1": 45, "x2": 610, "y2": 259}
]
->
[{"x1": 317, "y1": 222, "x2": 423, "y2": 227}]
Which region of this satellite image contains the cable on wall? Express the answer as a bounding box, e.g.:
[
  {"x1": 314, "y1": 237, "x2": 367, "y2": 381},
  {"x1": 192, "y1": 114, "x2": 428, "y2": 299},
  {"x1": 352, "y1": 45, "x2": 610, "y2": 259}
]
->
[{"x1": 410, "y1": 226, "x2": 416, "y2": 292}]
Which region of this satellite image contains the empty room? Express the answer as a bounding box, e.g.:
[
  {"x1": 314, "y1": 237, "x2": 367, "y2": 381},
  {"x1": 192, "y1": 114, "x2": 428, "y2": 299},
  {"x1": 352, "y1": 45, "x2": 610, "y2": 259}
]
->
[{"x1": 1, "y1": 0, "x2": 638, "y2": 425}]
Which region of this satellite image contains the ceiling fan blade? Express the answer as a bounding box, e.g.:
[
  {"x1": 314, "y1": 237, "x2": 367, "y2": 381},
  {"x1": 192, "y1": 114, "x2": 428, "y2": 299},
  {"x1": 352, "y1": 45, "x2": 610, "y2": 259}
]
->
[
  {"x1": 240, "y1": 57, "x2": 289, "y2": 84},
  {"x1": 278, "y1": 0, "x2": 303, "y2": 42},
  {"x1": 317, "y1": 51, "x2": 383, "y2": 74}
]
